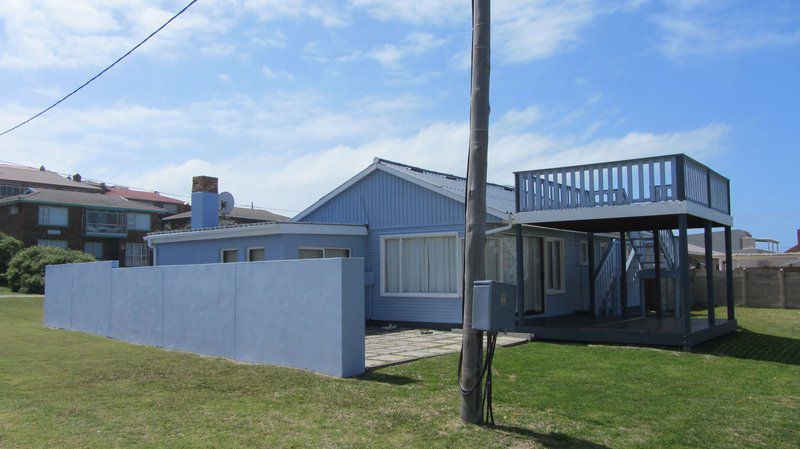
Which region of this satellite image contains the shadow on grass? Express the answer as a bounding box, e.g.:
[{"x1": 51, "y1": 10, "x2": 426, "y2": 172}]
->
[
  {"x1": 694, "y1": 328, "x2": 800, "y2": 366},
  {"x1": 357, "y1": 371, "x2": 419, "y2": 385},
  {"x1": 492, "y1": 425, "x2": 611, "y2": 449}
]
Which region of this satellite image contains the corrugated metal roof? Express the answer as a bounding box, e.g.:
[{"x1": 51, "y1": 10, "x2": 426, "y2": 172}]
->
[
  {"x1": 0, "y1": 187, "x2": 166, "y2": 213},
  {"x1": 163, "y1": 206, "x2": 290, "y2": 222},
  {"x1": 0, "y1": 164, "x2": 101, "y2": 191},
  {"x1": 106, "y1": 187, "x2": 185, "y2": 205},
  {"x1": 377, "y1": 159, "x2": 516, "y2": 215}
]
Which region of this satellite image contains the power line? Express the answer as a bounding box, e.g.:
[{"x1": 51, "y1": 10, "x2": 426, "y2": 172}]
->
[{"x1": 0, "y1": 0, "x2": 200, "y2": 137}]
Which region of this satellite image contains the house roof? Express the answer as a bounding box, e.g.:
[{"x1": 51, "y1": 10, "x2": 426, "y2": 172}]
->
[
  {"x1": 0, "y1": 164, "x2": 101, "y2": 192},
  {"x1": 163, "y1": 206, "x2": 290, "y2": 222},
  {"x1": 0, "y1": 187, "x2": 166, "y2": 213},
  {"x1": 145, "y1": 221, "x2": 367, "y2": 244},
  {"x1": 292, "y1": 158, "x2": 516, "y2": 222},
  {"x1": 688, "y1": 243, "x2": 724, "y2": 257},
  {"x1": 106, "y1": 187, "x2": 185, "y2": 205}
]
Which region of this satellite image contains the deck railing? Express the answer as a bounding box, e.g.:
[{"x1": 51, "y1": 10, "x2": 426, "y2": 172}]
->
[{"x1": 514, "y1": 154, "x2": 730, "y2": 215}]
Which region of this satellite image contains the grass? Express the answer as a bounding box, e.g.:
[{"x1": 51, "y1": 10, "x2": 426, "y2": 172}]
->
[
  {"x1": 0, "y1": 283, "x2": 10, "y2": 295},
  {"x1": 0, "y1": 298, "x2": 798, "y2": 448}
]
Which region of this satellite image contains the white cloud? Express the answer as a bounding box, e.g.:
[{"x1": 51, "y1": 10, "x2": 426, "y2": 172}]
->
[
  {"x1": 261, "y1": 65, "x2": 293, "y2": 80},
  {"x1": 654, "y1": 1, "x2": 800, "y2": 58},
  {"x1": 368, "y1": 32, "x2": 447, "y2": 69}
]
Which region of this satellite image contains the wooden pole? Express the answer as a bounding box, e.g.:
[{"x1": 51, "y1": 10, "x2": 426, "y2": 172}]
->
[
  {"x1": 653, "y1": 228, "x2": 662, "y2": 318},
  {"x1": 724, "y1": 226, "x2": 735, "y2": 320},
  {"x1": 588, "y1": 232, "x2": 596, "y2": 316},
  {"x1": 460, "y1": 0, "x2": 490, "y2": 425},
  {"x1": 678, "y1": 215, "x2": 690, "y2": 335},
  {"x1": 619, "y1": 232, "x2": 627, "y2": 316}
]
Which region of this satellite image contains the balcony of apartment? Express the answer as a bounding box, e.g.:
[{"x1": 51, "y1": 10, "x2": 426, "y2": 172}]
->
[
  {"x1": 513, "y1": 154, "x2": 731, "y2": 232},
  {"x1": 84, "y1": 209, "x2": 128, "y2": 238}
]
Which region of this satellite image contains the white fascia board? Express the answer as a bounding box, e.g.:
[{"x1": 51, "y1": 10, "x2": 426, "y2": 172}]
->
[
  {"x1": 291, "y1": 160, "x2": 510, "y2": 223},
  {"x1": 291, "y1": 162, "x2": 380, "y2": 222},
  {"x1": 145, "y1": 223, "x2": 367, "y2": 245}
]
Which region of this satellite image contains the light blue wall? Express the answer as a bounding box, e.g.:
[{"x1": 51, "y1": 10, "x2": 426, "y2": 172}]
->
[
  {"x1": 44, "y1": 259, "x2": 365, "y2": 378},
  {"x1": 155, "y1": 233, "x2": 366, "y2": 266}
]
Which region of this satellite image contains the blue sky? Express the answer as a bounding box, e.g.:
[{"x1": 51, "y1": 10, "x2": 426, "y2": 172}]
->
[{"x1": 0, "y1": 0, "x2": 798, "y2": 247}]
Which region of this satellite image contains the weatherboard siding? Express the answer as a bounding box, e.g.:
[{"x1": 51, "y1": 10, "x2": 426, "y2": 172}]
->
[{"x1": 299, "y1": 168, "x2": 600, "y2": 324}]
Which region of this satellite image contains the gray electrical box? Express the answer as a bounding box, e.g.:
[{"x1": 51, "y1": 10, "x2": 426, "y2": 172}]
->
[{"x1": 472, "y1": 280, "x2": 517, "y2": 332}]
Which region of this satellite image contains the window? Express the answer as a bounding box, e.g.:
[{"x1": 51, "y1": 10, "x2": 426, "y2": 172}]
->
[
  {"x1": 298, "y1": 248, "x2": 351, "y2": 259},
  {"x1": 38, "y1": 206, "x2": 68, "y2": 227},
  {"x1": 221, "y1": 249, "x2": 238, "y2": 263},
  {"x1": 599, "y1": 241, "x2": 609, "y2": 257},
  {"x1": 247, "y1": 247, "x2": 265, "y2": 261},
  {"x1": 84, "y1": 241, "x2": 104, "y2": 259},
  {"x1": 580, "y1": 240, "x2": 589, "y2": 265},
  {"x1": 125, "y1": 243, "x2": 149, "y2": 266},
  {"x1": 85, "y1": 209, "x2": 126, "y2": 234},
  {"x1": 126, "y1": 213, "x2": 151, "y2": 231},
  {"x1": 38, "y1": 239, "x2": 67, "y2": 249},
  {"x1": 545, "y1": 238, "x2": 565, "y2": 294},
  {"x1": 0, "y1": 183, "x2": 25, "y2": 197},
  {"x1": 163, "y1": 204, "x2": 179, "y2": 214},
  {"x1": 8, "y1": 205, "x2": 18, "y2": 215},
  {"x1": 381, "y1": 233, "x2": 459, "y2": 297}
]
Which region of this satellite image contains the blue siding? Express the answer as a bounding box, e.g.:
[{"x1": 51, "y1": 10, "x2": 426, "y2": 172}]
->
[{"x1": 156, "y1": 234, "x2": 366, "y2": 266}]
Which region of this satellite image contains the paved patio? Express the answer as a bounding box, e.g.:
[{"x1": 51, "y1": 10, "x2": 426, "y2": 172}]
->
[{"x1": 365, "y1": 327, "x2": 529, "y2": 369}]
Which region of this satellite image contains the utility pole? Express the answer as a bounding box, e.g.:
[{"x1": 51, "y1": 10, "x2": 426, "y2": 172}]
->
[{"x1": 460, "y1": 0, "x2": 490, "y2": 425}]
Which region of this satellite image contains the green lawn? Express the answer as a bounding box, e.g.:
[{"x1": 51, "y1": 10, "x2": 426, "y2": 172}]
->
[
  {"x1": 1, "y1": 298, "x2": 798, "y2": 448},
  {"x1": 0, "y1": 283, "x2": 10, "y2": 295}
]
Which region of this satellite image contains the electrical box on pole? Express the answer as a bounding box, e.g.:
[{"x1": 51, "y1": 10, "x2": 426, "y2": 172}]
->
[{"x1": 472, "y1": 281, "x2": 517, "y2": 332}]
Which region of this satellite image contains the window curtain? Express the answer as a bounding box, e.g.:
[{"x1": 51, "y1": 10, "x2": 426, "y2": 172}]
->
[
  {"x1": 385, "y1": 235, "x2": 457, "y2": 294},
  {"x1": 384, "y1": 239, "x2": 400, "y2": 293}
]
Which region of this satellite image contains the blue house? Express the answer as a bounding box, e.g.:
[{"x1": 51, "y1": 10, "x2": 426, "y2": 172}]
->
[{"x1": 146, "y1": 154, "x2": 738, "y2": 348}]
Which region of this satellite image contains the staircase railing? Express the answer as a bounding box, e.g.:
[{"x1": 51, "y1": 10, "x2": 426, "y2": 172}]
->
[
  {"x1": 658, "y1": 229, "x2": 676, "y2": 269},
  {"x1": 626, "y1": 248, "x2": 642, "y2": 310},
  {"x1": 594, "y1": 240, "x2": 621, "y2": 315}
]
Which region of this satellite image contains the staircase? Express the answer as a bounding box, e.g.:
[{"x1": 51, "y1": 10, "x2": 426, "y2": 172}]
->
[{"x1": 593, "y1": 230, "x2": 677, "y2": 316}]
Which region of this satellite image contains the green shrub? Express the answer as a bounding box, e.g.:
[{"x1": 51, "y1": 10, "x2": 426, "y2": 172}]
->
[
  {"x1": 6, "y1": 246, "x2": 95, "y2": 294},
  {"x1": 0, "y1": 232, "x2": 24, "y2": 281}
]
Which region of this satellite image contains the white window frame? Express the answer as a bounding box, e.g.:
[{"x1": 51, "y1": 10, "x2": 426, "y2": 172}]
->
[
  {"x1": 580, "y1": 240, "x2": 589, "y2": 266},
  {"x1": 220, "y1": 248, "x2": 238, "y2": 263},
  {"x1": 38, "y1": 205, "x2": 68, "y2": 227},
  {"x1": 247, "y1": 247, "x2": 266, "y2": 262},
  {"x1": 379, "y1": 232, "x2": 461, "y2": 299},
  {"x1": 544, "y1": 237, "x2": 566, "y2": 294},
  {"x1": 84, "y1": 241, "x2": 104, "y2": 260}
]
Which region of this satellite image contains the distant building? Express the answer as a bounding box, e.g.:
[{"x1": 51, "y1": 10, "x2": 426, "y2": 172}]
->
[
  {"x1": 0, "y1": 164, "x2": 101, "y2": 197},
  {"x1": 162, "y1": 206, "x2": 289, "y2": 230},
  {"x1": 687, "y1": 228, "x2": 779, "y2": 253},
  {"x1": 786, "y1": 229, "x2": 800, "y2": 254},
  {"x1": 0, "y1": 188, "x2": 167, "y2": 267},
  {"x1": 104, "y1": 186, "x2": 186, "y2": 214}
]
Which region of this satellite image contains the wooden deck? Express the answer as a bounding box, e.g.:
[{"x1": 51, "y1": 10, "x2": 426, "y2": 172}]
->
[{"x1": 516, "y1": 314, "x2": 737, "y2": 349}]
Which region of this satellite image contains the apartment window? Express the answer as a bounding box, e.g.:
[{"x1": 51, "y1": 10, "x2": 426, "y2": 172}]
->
[
  {"x1": 163, "y1": 204, "x2": 179, "y2": 214},
  {"x1": 125, "y1": 243, "x2": 149, "y2": 267},
  {"x1": 580, "y1": 240, "x2": 589, "y2": 265},
  {"x1": 0, "y1": 183, "x2": 25, "y2": 197},
  {"x1": 85, "y1": 209, "x2": 126, "y2": 234},
  {"x1": 298, "y1": 248, "x2": 351, "y2": 259},
  {"x1": 126, "y1": 213, "x2": 151, "y2": 231},
  {"x1": 247, "y1": 247, "x2": 265, "y2": 261},
  {"x1": 38, "y1": 239, "x2": 67, "y2": 249},
  {"x1": 84, "y1": 241, "x2": 104, "y2": 260},
  {"x1": 381, "y1": 233, "x2": 459, "y2": 297},
  {"x1": 220, "y1": 249, "x2": 238, "y2": 263},
  {"x1": 38, "y1": 206, "x2": 68, "y2": 227},
  {"x1": 8, "y1": 205, "x2": 19, "y2": 215},
  {"x1": 545, "y1": 238, "x2": 565, "y2": 294}
]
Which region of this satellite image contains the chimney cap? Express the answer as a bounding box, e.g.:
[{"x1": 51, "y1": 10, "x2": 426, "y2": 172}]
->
[{"x1": 192, "y1": 175, "x2": 218, "y2": 193}]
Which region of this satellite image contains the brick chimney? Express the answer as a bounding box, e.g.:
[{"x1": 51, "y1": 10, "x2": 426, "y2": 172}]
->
[
  {"x1": 191, "y1": 176, "x2": 219, "y2": 229},
  {"x1": 72, "y1": 173, "x2": 81, "y2": 182},
  {"x1": 796, "y1": 228, "x2": 799, "y2": 246}
]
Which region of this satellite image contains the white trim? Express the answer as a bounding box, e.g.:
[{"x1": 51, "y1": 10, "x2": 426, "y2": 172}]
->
[
  {"x1": 246, "y1": 246, "x2": 265, "y2": 262},
  {"x1": 544, "y1": 237, "x2": 566, "y2": 294},
  {"x1": 291, "y1": 160, "x2": 510, "y2": 222},
  {"x1": 379, "y1": 231, "x2": 462, "y2": 299},
  {"x1": 145, "y1": 222, "x2": 367, "y2": 245},
  {"x1": 219, "y1": 248, "x2": 238, "y2": 263}
]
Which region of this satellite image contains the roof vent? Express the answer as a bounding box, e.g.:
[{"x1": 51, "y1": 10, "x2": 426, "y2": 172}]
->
[{"x1": 39, "y1": 165, "x2": 45, "y2": 171}]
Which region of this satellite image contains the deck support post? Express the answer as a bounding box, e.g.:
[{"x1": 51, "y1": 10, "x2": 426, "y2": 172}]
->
[
  {"x1": 724, "y1": 226, "x2": 735, "y2": 321},
  {"x1": 619, "y1": 232, "x2": 627, "y2": 316},
  {"x1": 588, "y1": 232, "x2": 596, "y2": 316},
  {"x1": 653, "y1": 228, "x2": 662, "y2": 318},
  {"x1": 704, "y1": 221, "x2": 715, "y2": 326},
  {"x1": 678, "y1": 214, "x2": 691, "y2": 335},
  {"x1": 514, "y1": 224, "x2": 525, "y2": 326}
]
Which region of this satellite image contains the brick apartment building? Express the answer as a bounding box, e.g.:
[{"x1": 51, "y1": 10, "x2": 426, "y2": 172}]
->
[{"x1": 0, "y1": 163, "x2": 178, "y2": 267}]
